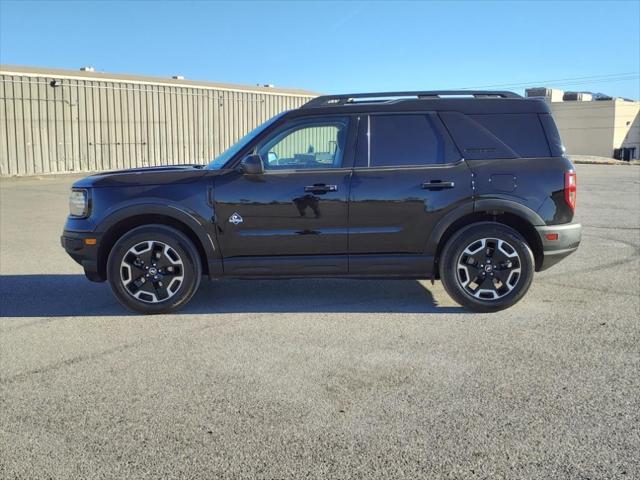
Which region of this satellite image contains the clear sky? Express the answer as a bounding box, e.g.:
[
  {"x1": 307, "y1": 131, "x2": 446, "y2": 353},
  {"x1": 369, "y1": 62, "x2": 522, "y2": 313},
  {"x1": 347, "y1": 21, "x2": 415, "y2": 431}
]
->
[{"x1": 1, "y1": 0, "x2": 638, "y2": 98}]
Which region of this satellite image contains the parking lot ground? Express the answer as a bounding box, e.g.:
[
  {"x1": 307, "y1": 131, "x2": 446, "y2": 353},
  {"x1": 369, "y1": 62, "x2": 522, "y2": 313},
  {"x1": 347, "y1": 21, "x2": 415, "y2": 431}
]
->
[{"x1": 1, "y1": 164, "x2": 639, "y2": 479}]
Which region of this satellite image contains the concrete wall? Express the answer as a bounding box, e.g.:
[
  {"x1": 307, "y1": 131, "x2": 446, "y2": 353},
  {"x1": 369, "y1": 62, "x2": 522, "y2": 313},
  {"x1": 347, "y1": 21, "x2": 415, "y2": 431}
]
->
[
  {"x1": 614, "y1": 100, "x2": 640, "y2": 153},
  {"x1": 550, "y1": 101, "x2": 616, "y2": 157},
  {"x1": 0, "y1": 66, "x2": 317, "y2": 176},
  {"x1": 550, "y1": 99, "x2": 639, "y2": 158}
]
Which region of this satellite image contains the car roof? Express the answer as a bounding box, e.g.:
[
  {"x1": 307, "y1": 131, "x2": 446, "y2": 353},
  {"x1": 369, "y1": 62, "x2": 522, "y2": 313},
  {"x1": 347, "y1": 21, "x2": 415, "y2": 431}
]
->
[{"x1": 290, "y1": 91, "x2": 551, "y2": 116}]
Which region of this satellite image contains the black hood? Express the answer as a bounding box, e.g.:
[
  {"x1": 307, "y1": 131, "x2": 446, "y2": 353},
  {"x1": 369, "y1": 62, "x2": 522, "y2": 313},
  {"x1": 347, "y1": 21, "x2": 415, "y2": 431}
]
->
[{"x1": 73, "y1": 164, "x2": 211, "y2": 188}]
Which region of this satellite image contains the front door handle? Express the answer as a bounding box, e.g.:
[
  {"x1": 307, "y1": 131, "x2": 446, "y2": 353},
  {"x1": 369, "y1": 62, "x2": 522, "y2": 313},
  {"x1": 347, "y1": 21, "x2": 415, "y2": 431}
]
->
[
  {"x1": 304, "y1": 184, "x2": 338, "y2": 194},
  {"x1": 421, "y1": 180, "x2": 455, "y2": 190}
]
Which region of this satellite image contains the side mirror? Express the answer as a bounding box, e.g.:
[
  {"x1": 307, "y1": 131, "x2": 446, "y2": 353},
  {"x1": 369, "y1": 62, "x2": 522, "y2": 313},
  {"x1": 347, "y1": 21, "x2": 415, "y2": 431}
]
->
[{"x1": 240, "y1": 154, "x2": 264, "y2": 175}]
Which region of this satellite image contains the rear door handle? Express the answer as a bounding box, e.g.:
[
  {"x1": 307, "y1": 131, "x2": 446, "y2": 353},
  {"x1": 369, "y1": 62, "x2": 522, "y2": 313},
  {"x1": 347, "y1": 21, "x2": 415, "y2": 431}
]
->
[
  {"x1": 304, "y1": 184, "x2": 338, "y2": 194},
  {"x1": 421, "y1": 180, "x2": 455, "y2": 190}
]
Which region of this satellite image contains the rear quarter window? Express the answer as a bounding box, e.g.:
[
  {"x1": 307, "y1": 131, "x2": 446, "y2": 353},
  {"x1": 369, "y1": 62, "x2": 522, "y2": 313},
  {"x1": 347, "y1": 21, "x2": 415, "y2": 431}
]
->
[{"x1": 469, "y1": 113, "x2": 551, "y2": 158}]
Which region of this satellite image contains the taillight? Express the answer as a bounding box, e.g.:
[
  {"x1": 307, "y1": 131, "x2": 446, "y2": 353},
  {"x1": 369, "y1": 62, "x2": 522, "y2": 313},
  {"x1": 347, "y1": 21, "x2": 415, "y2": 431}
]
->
[{"x1": 564, "y1": 171, "x2": 577, "y2": 212}]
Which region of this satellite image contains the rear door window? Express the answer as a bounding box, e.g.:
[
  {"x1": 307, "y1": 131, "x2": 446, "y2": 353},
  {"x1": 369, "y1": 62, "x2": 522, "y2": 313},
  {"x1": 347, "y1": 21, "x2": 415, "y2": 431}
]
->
[{"x1": 358, "y1": 114, "x2": 460, "y2": 168}]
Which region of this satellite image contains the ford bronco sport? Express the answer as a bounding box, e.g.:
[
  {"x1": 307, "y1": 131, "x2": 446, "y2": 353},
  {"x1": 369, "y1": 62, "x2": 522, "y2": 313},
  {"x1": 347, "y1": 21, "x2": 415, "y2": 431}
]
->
[{"x1": 61, "y1": 90, "x2": 581, "y2": 314}]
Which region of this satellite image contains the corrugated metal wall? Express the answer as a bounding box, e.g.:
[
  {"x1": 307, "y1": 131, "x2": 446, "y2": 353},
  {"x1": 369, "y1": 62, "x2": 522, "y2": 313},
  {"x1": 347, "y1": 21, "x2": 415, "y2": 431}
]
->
[{"x1": 0, "y1": 72, "x2": 315, "y2": 176}]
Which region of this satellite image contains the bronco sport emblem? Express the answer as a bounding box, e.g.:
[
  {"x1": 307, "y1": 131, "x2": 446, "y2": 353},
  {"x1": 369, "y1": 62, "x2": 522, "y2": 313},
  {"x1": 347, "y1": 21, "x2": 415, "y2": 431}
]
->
[{"x1": 228, "y1": 212, "x2": 243, "y2": 225}]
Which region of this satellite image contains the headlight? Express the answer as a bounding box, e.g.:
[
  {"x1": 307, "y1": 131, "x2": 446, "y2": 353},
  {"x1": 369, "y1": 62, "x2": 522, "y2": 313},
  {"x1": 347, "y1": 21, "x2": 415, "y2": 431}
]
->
[{"x1": 69, "y1": 189, "x2": 89, "y2": 217}]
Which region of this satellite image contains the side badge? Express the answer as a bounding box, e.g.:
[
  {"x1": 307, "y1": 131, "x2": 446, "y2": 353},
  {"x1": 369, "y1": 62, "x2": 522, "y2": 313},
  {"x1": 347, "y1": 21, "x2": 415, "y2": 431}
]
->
[{"x1": 228, "y1": 212, "x2": 243, "y2": 225}]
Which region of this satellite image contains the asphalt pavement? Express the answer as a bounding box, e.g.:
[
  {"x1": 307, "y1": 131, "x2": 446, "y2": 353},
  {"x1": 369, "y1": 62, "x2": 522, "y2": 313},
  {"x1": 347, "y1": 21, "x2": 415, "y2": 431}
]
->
[{"x1": 1, "y1": 164, "x2": 638, "y2": 479}]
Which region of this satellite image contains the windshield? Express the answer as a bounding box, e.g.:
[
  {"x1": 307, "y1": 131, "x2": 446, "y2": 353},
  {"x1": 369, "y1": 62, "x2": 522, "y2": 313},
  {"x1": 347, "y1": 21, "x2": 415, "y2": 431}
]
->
[{"x1": 206, "y1": 112, "x2": 286, "y2": 169}]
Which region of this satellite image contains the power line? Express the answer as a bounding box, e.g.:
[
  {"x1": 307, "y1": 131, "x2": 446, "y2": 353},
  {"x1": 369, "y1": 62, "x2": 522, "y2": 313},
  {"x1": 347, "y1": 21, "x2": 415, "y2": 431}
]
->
[
  {"x1": 460, "y1": 72, "x2": 639, "y2": 90},
  {"x1": 535, "y1": 76, "x2": 639, "y2": 89}
]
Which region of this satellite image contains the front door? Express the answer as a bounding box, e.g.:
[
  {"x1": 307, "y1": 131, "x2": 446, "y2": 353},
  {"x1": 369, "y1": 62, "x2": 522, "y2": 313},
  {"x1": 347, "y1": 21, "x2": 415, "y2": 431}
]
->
[
  {"x1": 214, "y1": 116, "x2": 353, "y2": 276},
  {"x1": 348, "y1": 113, "x2": 473, "y2": 275}
]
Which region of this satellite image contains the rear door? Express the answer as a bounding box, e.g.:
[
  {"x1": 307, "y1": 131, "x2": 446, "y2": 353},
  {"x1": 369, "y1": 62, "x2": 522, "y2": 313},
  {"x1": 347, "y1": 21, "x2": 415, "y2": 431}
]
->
[{"x1": 348, "y1": 113, "x2": 473, "y2": 275}]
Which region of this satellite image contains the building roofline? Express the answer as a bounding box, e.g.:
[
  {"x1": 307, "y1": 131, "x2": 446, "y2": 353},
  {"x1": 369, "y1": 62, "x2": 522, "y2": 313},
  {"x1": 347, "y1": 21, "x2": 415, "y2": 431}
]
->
[{"x1": 0, "y1": 64, "x2": 319, "y2": 98}]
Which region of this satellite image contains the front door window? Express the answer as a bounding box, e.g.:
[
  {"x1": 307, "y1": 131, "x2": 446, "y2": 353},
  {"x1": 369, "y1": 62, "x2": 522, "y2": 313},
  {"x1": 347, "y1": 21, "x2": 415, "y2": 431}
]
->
[{"x1": 257, "y1": 117, "x2": 349, "y2": 170}]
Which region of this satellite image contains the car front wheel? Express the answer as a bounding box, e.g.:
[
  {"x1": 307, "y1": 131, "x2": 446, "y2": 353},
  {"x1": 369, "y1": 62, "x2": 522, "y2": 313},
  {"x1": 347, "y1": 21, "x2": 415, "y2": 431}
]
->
[
  {"x1": 107, "y1": 225, "x2": 202, "y2": 314},
  {"x1": 439, "y1": 222, "x2": 535, "y2": 312}
]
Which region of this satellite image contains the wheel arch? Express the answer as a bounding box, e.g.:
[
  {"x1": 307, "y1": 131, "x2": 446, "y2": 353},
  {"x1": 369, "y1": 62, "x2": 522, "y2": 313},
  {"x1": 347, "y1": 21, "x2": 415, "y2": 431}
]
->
[
  {"x1": 96, "y1": 205, "x2": 217, "y2": 281},
  {"x1": 429, "y1": 201, "x2": 545, "y2": 275}
]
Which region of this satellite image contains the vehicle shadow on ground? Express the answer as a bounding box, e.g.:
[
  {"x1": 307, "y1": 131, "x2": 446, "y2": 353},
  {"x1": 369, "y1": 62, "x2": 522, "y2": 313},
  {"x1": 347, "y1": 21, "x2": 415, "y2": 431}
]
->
[{"x1": 0, "y1": 274, "x2": 466, "y2": 317}]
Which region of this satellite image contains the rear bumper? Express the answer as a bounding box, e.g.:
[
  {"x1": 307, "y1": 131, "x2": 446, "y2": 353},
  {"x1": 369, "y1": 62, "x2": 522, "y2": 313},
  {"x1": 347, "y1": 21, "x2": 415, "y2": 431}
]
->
[
  {"x1": 61, "y1": 230, "x2": 105, "y2": 282},
  {"x1": 535, "y1": 223, "x2": 582, "y2": 271}
]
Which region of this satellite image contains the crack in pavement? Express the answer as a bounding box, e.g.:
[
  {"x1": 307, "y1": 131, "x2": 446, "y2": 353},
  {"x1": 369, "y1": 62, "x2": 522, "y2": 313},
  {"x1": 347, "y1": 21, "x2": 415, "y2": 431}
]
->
[{"x1": 0, "y1": 321, "x2": 223, "y2": 386}]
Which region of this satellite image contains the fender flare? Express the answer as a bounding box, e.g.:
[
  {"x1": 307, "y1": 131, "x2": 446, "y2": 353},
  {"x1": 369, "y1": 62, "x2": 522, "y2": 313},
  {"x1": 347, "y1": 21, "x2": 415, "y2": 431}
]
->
[
  {"x1": 96, "y1": 201, "x2": 220, "y2": 275},
  {"x1": 474, "y1": 199, "x2": 545, "y2": 226},
  {"x1": 425, "y1": 199, "x2": 544, "y2": 256}
]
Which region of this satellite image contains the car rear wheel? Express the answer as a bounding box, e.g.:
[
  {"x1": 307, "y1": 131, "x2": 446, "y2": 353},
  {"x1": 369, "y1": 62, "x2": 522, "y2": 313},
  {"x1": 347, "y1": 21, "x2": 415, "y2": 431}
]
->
[
  {"x1": 107, "y1": 225, "x2": 201, "y2": 314},
  {"x1": 439, "y1": 222, "x2": 534, "y2": 312}
]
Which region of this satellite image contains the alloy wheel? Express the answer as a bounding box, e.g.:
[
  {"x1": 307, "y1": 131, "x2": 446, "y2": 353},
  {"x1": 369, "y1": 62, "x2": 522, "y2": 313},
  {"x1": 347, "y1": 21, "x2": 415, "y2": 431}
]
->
[
  {"x1": 120, "y1": 240, "x2": 184, "y2": 303},
  {"x1": 456, "y1": 237, "x2": 522, "y2": 300}
]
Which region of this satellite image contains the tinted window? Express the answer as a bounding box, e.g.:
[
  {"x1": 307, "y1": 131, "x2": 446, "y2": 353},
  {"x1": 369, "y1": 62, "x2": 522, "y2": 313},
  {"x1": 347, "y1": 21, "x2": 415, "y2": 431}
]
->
[
  {"x1": 538, "y1": 113, "x2": 565, "y2": 157},
  {"x1": 469, "y1": 114, "x2": 551, "y2": 158},
  {"x1": 368, "y1": 114, "x2": 460, "y2": 167},
  {"x1": 438, "y1": 111, "x2": 518, "y2": 160},
  {"x1": 258, "y1": 117, "x2": 349, "y2": 170}
]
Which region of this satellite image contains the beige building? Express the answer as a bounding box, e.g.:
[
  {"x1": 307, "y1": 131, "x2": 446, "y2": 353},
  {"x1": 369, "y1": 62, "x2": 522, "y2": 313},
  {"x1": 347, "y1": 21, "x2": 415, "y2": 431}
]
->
[
  {"x1": 0, "y1": 65, "x2": 317, "y2": 176},
  {"x1": 525, "y1": 87, "x2": 639, "y2": 160}
]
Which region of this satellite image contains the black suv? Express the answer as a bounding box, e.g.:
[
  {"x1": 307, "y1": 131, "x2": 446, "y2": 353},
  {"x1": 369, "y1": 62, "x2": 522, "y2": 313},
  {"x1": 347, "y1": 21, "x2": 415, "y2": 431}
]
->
[{"x1": 62, "y1": 90, "x2": 581, "y2": 314}]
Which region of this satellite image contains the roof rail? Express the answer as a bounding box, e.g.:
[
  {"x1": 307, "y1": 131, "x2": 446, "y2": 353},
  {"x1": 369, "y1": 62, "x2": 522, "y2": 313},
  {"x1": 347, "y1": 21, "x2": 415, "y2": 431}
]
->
[{"x1": 302, "y1": 90, "x2": 522, "y2": 108}]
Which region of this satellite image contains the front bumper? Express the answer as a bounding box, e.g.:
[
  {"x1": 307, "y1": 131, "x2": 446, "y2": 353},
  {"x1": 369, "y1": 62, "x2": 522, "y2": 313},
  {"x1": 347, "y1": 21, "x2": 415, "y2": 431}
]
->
[
  {"x1": 535, "y1": 223, "x2": 582, "y2": 271},
  {"x1": 61, "y1": 230, "x2": 105, "y2": 282}
]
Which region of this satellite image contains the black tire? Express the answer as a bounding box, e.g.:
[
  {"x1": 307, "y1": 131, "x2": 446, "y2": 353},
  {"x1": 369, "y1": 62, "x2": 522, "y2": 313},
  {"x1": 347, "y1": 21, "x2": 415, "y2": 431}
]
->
[
  {"x1": 107, "y1": 225, "x2": 202, "y2": 314},
  {"x1": 439, "y1": 222, "x2": 535, "y2": 312}
]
